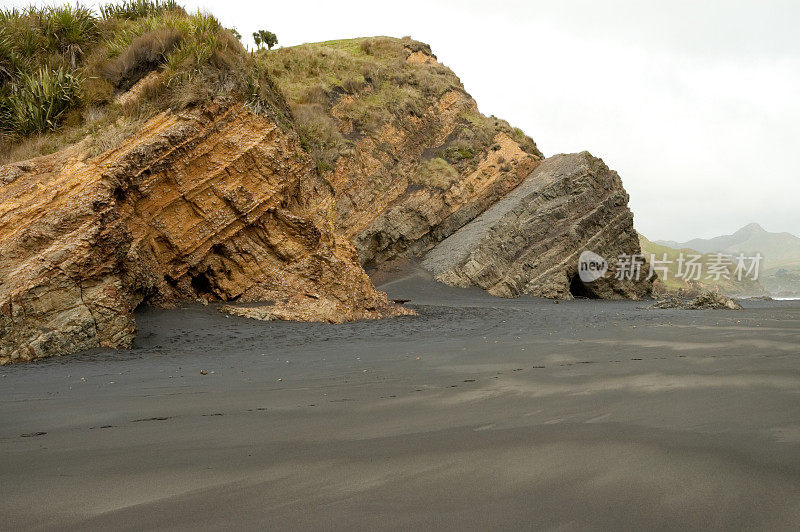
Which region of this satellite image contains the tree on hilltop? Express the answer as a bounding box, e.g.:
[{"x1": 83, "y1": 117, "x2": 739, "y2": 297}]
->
[{"x1": 253, "y1": 30, "x2": 278, "y2": 50}]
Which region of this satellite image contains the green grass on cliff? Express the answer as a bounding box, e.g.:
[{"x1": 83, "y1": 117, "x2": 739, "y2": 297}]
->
[
  {"x1": 259, "y1": 36, "x2": 445, "y2": 101},
  {"x1": 0, "y1": 1, "x2": 286, "y2": 162},
  {"x1": 259, "y1": 36, "x2": 458, "y2": 135},
  {"x1": 1, "y1": 3, "x2": 542, "y2": 179},
  {"x1": 258, "y1": 36, "x2": 542, "y2": 175}
]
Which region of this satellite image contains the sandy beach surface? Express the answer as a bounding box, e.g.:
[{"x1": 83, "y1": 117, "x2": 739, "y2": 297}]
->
[{"x1": 2, "y1": 270, "x2": 800, "y2": 530}]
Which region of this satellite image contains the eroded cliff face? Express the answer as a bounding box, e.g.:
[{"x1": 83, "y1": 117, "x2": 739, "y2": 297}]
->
[
  {"x1": 264, "y1": 39, "x2": 649, "y2": 299},
  {"x1": 348, "y1": 127, "x2": 540, "y2": 265},
  {"x1": 329, "y1": 91, "x2": 540, "y2": 265},
  {"x1": 421, "y1": 153, "x2": 652, "y2": 299},
  {"x1": 0, "y1": 102, "x2": 409, "y2": 364},
  {"x1": 262, "y1": 38, "x2": 543, "y2": 265},
  {"x1": 1, "y1": 37, "x2": 652, "y2": 363}
]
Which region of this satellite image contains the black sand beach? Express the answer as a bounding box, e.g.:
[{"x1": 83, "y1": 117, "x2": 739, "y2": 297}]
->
[{"x1": 2, "y1": 271, "x2": 800, "y2": 530}]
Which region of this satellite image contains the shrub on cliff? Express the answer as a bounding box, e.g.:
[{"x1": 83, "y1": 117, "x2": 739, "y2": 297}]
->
[
  {"x1": 412, "y1": 158, "x2": 459, "y2": 189},
  {"x1": 1, "y1": 67, "x2": 82, "y2": 136},
  {"x1": 0, "y1": 2, "x2": 289, "y2": 161},
  {"x1": 294, "y1": 102, "x2": 347, "y2": 174},
  {"x1": 99, "y1": 0, "x2": 182, "y2": 21},
  {"x1": 0, "y1": 5, "x2": 98, "y2": 136},
  {"x1": 0, "y1": 5, "x2": 100, "y2": 74}
]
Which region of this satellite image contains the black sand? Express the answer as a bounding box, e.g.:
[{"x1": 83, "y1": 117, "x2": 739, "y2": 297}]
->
[{"x1": 2, "y1": 271, "x2": 800, "y2": 530}]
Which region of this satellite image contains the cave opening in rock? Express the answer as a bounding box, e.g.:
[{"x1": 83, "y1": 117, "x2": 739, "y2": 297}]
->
[
  {"x1": 569, "y1": 273, "x2": 597, "y2": 299},
  {"x1": 190, "y1": 272, "x2": 214, "y2": 296}
]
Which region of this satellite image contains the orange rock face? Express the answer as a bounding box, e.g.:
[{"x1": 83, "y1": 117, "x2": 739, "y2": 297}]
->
[
  {"x1": 0, "y1": 103, "x2": 410, "y2": 364},
  {"x1": 325, "y1": 87, "x2": 540, "y2": 265},
  {"x1": 261, "y1": 38, "x2": 544, "y2": 267}
]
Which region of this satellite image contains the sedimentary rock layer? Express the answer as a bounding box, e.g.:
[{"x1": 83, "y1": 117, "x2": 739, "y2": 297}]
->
[
  {"x1": 262, "y1": 39, "x2": 543, "y2": 265},
  {"x1": 0, "y1": 103, "x2": 408, "y2": 364},
  {"x1": 421, "y1": 152, "x2": 652, "y2": 299}
]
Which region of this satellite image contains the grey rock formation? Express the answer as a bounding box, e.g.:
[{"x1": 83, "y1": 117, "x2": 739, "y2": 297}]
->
[
  {"x1": 421, "y1": 152, "x2": 653, "y2": 299},
  {"x1": 653, "y1": 292, "x2": 743, "y2": 310}
]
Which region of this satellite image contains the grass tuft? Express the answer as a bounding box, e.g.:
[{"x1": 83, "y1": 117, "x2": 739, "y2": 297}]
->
[
  {"x1": 1, "y1": 67, "x2": 82, "y2": 136},
  {"x1": 99, "y1": 0, "x2": 181, "y2": 21},
  {"x1": 104, "y1": 28, "x2": 182, "y2": 90},
  {"x1": 412, "y1": 157, "x2": 459, "y2": 189},
  {"x1": 1, "y1": 2, "x2": 290, "y2": 161}
]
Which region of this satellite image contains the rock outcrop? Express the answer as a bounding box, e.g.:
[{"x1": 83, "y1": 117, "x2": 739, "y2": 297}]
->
[
  {"x1": 1, "y1": 36, "x2": 653, "y2": 363},
  {"x1": 265, "y1": 40, "x2": 650, "y2": 301},
  {"x1": 0, "y1": 102, "x2": 409, "y2": 364},
  {"x1": 348, "y1": 130, "x2": 540, "y2": 265},
  {"x1": 262, "y1": 38, "x2": 543, "y2": 266},
  {"x1": 421, "y1": 152, "x2": 652, "y2": 299},
  {"x1": 653, "y1": 292, "x2": 743, "y2": 310}
]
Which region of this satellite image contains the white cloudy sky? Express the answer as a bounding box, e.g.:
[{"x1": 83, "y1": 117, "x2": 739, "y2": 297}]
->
[{"x1": 14, "y1": 0, "x2": 800, "y2": 240}]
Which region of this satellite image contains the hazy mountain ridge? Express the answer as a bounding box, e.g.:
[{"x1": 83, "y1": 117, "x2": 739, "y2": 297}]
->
[
  {"x1": 651, "y1": 223, "x2": 800, "y2": 297},
  {"x1": 655, "y1": 223, "x2": 800, "y2": 270},
  {"x1": 639, "y1": 234, "x2": 767, "y2": 297}
]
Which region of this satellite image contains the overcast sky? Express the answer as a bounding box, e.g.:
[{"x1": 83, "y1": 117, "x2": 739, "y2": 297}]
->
[{"x1": 15, "y1": 0, "x2": 799, "y2": 240}]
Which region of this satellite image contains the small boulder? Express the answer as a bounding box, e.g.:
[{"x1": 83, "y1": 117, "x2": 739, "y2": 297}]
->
[
  {"x1": 688, "y1": 291, "x2": 743, "y2": 310},
  {"x1": 653, "y1": 291, "x2": 742, "y2": 310}
]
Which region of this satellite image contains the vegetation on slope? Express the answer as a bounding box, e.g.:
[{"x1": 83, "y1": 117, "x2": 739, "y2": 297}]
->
[
  {"x1": 259, "y1": 36, "x2": 542, "y2": 175},
  {"x1": 1, "y1": 3, "x2": 541, "y2": 183},
  {"x1": 0, "y1": 1, "x2": 287, "y2": 162}
]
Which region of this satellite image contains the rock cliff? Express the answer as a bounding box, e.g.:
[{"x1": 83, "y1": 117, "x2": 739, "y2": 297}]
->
[
  {"x1": 0, "y1": 102, "x2": 409, "y2": 364},
  {"x1": 421, "y1": 152, "x2": 651, "y2": 299},
  {"x1": 260, "y1": 38, "x2": 543, "y2": 264},
  {"x1": 262, "y1": 40, "x2": 648, "y2": 300},
  {"x1": 1, "y1": 35, "x2": 651, "y2": 363}
]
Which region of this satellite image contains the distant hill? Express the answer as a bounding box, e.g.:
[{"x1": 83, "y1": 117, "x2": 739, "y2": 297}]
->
[
  {"x1": 652, "y1": 223, "x2": 800, "y2": 297},
  {"x1": 639, "y1": 234, "x2": 767, "y2": 297},
  {"x1": 655, "y1": 223, "x2": 800, "y2": 270}
]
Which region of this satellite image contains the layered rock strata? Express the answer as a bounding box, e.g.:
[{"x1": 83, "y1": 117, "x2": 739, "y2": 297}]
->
[
  {"x1": 0, "y1": 103, "x2": 409, "y2": 364},
  {"x1": 421, "y1": 152, "x2": 652, "y2": 299}
]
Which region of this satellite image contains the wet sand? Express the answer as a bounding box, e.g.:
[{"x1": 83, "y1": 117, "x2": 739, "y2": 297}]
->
[{"x1": 2, "y1": 271, "x2": 800, "y2": 530}]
